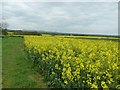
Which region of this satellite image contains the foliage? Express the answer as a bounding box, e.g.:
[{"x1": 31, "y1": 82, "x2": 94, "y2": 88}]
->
[
  {"x1": 24, "y1": 36, "x2": 120, "y2": 89},
  {"x1": 7, "y1": 32, "x2": 14, "y2": 36}
]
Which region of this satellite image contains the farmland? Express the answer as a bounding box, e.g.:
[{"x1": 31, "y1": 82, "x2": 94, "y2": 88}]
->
[
  {"x1": 1, "y1": 1, "x2": 119, "y2": 89},
  {"x1": 24, "y1": 35, "x2": 120, "y2": 88},
  {"x1": 1, "y1": 35, "x2": 120, "y2": 89}
]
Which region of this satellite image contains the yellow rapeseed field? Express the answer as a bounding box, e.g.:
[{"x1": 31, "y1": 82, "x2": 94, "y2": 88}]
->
[{"x1": 24, "y1": 36, "x2": 120, "y2": 89}]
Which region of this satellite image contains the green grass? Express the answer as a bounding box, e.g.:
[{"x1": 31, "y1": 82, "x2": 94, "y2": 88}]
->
[
  {"x1": 2, "y1": 37, "x2": 47, "y2": 88},
  {"x1": 64, "y1": 36, "x2": 120, "y2": 42},
  {"x1": 0, "y1": 38, "x2": 2, "y2": 89}
]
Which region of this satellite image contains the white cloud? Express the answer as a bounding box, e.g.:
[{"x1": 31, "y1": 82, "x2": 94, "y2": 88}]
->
[
  {"x1": 2, "y1": 2, "x2": 118, "y2": 35},
  {"x1": 0, "y1": 2, "x2": 2, "y2": 22}
]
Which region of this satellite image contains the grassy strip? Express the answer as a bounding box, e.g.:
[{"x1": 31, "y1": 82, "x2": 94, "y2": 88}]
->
[
  {"x1": 2, "y1": 37, "x2": 47, "y2": 88},
  {"x1": 0, "y1": 38, "x2": 2, "y2": 89},
  {"x1": 64, "y1": 36, "x2": 120, "y2": 42}
]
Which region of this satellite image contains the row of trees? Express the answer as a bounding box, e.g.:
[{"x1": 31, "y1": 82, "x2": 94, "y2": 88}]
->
[{"x1": 0, "y1": 22, "x2": 42, "y2": 36}]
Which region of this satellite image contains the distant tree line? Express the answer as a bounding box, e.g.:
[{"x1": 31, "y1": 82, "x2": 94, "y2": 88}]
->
[
  {"x1": 0, "y1": 22, "x2": 119, "y2": 38},
  {"x1": 7, "y1": 30, "x2": 42, "y2": 36}
]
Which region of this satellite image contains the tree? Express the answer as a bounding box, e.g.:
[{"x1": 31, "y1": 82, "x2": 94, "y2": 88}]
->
[
  {"x1": 0, "y1": 23, "x2": 2, "y2": 35},
  {"x1": 0, "y1": 22, "x2": 8, "y2": 35},
  {"x1": 0, "y1": 22, "x2": 8, "y2": 29}
]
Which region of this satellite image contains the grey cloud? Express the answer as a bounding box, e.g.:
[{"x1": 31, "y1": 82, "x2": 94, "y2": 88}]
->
[{"x1": 2, "y1": 2, "x2": 118, "y2": 35}]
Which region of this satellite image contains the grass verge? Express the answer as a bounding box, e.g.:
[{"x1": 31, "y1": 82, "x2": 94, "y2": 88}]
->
[{"x1": 2, "y1": 37, "x2": 47, "y2": 88}]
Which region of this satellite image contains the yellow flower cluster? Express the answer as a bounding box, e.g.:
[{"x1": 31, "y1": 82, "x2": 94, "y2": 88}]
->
[{"x1": 24, "y1": 36, "x2": 119, "y2": 88}]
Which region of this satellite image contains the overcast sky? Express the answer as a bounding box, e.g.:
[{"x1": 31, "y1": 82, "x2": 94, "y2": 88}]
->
[{"x1": 2, "y1": 1, "x2": 118, "y2": 35}]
